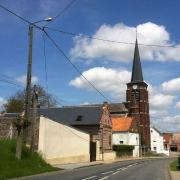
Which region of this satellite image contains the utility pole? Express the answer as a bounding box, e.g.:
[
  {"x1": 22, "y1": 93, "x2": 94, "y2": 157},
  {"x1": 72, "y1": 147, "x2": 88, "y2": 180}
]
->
[
  {"x1": 24, "y1": 18, "x2": 52, "y2": 143},
  {"x1": 24, "y1": 25, "x2": 33, "y2": 142},
  {"x1": 30, "y1": 85, "x2": 38, "y2": 151}
]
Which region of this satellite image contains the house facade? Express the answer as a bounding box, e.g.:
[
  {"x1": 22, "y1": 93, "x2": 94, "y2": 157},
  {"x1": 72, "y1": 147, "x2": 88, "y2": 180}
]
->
[
  {"x1": 170, "y1": 133, "x2": 180, "y2": 152},
  {"x1": 150, "y1": 127, "x2": 169, "y2": 156},
  {"x1": 112, "y1": 117, "x2": 140, "y2": 157},
  {"x1": 163, "y1": 133, "x2": 173, "y2": 151}
]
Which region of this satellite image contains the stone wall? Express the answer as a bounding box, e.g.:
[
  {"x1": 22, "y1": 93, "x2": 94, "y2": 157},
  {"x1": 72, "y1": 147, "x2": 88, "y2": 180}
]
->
[
  {"x1": 0, "y1": 117, "x2": 16, "y2": 139},
  {"x1": 0, "y1": 116, "x2": 40, "y2": 150}
]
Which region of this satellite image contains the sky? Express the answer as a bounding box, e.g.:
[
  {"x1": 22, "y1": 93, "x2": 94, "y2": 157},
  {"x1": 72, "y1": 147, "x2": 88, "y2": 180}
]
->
[{"x1": 0, "y1": 0, "x2": 180, "y2": 132}]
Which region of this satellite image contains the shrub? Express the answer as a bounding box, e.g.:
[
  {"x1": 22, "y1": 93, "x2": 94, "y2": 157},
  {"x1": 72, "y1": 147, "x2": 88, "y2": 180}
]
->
[{"x1": 113, "y1": 145, "x2": 134, "y2": 152}]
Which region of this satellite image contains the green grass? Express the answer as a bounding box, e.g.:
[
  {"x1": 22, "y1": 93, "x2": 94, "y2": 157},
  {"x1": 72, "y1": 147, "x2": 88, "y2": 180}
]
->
[
  {"x1": 143, "y1": 151, "x2": 165, "y2": 157},
  {"x1": 0, "y1": 139, "x2": 59, "y2": 180},
  {"x1": 170, "y1": 160, "x2": 180, "y2": 171}
]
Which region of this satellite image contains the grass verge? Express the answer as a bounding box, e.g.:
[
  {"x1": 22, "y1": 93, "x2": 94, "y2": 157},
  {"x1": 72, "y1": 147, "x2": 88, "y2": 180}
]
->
[
  {"x1": 0, "y1": 138, "x2": 59, "y2": 179},
  {"x1": 170, "y1": 160, "x2": 180, "y2": 171}
]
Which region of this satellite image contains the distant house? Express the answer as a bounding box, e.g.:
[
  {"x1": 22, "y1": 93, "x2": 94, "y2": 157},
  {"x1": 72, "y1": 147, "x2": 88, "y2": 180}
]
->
[
  {"x1": 38, "y1": 102, "x2": 115, "y2": 161},
  {"x1": 150, "y1": 127, "x2": 169, "y2": 156},
  {"x1": 112, "y1": 117, "x2": 140, "y2": 157},
  {"x1": 163, "y1": 133, "x2": 173, "y2": 151},
  {"x1": 170, "y1": 133, "x2": 180, "y2": 152}
]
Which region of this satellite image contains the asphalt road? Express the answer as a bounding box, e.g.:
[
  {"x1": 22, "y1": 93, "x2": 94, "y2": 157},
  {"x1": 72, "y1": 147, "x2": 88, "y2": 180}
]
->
[{"x1": 23, "y1": 158, "x2": 172, "y2": 180}]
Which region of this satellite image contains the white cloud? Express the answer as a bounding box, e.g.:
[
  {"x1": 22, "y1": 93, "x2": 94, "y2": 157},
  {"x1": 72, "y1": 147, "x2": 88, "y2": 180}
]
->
[
  {"x1": 16, "y1": 75, "x2": 38, "y2": 85},
  {"x1": 152, "y1": 115, "x2": 180, "y2": 132},
  {"x1": 175, "y1": 102, "x2": 180, "y2": 109},
  {"x1": 69, "y1": 67, "x2": 131, "y2": 101},
  {"x1": 70, "y1": 22, "x2": 180, "y2": 62},
  {"x1": 70, "y1": 67, "x2": 176, "y2": 108},
  {"x1": 150, "y1": 110, "x2": 168, "y2": 118},
  {"x1": 0, "y1": 97, "x2": 7, "y2": 110},
  {"x1": 162, "y1": 77, "x2": 180, "y2": 93},
  {"x1": 149, "y1": 93, "x2": 174, "y2": 109}
]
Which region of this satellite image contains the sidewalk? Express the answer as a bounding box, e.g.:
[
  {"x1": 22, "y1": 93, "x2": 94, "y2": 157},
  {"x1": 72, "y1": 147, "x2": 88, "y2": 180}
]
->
[
  {"x1": 53, "y1": 156, "x2": 166, "y2": 170},
  {"x1": 170, "y1": 171, "x2": 180, "y2": 180},
  {"x1": 53, "y1": 161, "x2": 104, "y2": 170}
]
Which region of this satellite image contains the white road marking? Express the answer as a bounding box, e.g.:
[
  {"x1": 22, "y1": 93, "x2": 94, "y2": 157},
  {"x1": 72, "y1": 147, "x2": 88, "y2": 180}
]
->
[
  {"x1": 116, "y1": 167, "x2": 123, "y2": 170},
  {"x1": 112, "y1": 171, "x2": 120, "y2": 175},
  {"x1": 82, "y1": 175, "x2": 97, "y2": 180},
  {"x1": 98, "y1": 176, "x2": 109, "y2": 180},
  {"x1": 121, "y1": 167, "x2": 128, "y2": 170},
  {"x1": 101, "y1": 170, "x2": 114, "y2": 175}
]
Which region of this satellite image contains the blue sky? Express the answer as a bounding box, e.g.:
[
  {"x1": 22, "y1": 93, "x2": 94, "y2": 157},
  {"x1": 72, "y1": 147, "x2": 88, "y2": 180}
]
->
[{"x1": 0, "y1": 0, "x2": 180, "y2": 132}]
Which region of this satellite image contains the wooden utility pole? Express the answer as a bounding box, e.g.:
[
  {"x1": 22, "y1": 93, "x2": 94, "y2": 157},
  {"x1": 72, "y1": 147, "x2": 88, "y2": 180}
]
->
[
  {"x1": 24, "y1": 25, "x2": 33, "y2": 142},
  {"x1": 30, "y1": 85, "x2": 38, "y2": 151}
]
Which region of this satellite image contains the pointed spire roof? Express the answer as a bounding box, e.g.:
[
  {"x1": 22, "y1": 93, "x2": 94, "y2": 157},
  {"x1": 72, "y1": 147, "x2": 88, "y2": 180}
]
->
[{"x1": 131, "y1": 39, "x2": 144, "y2": 83}]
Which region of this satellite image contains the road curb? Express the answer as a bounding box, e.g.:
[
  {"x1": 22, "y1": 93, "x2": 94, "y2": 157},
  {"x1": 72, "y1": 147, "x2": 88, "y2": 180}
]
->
[{"x1": 168, "y1": 167, "x2": 173, "y2": 180}]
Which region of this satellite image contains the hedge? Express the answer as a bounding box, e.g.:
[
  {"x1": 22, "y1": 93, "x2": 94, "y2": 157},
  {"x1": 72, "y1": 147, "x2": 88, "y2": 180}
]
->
[{"x1": 113, "y1": 145, "x2": 134, "y2": 152}]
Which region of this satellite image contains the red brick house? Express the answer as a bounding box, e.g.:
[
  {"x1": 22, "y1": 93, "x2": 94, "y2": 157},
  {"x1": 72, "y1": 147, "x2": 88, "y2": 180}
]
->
[{"x1": 163, "y1": 133, "x2": 173, "y2": 150}]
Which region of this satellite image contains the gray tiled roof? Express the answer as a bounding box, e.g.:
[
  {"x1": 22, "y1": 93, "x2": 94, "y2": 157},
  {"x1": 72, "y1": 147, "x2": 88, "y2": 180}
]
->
[
  {"x1": 38, "y1": 105, "x2": 102, "y2": 125},
  {"x1": 109, "y1": 103, "x2": 129, "y2": 113}
]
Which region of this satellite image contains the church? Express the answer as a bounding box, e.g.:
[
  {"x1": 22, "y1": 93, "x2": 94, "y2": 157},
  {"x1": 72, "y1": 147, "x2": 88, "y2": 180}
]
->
[{"x1": 110, "y1": 38, "x2": 151, "y2": 151}]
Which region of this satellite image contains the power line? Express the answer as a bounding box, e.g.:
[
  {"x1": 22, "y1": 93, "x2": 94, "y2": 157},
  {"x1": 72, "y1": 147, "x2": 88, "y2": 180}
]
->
[
  {"x1": 42, "y1": 32, "x2": 64, "y2": 107},
  {"x1": 0, "y1": 78, "x2": 23, "y2": 87},
  {"x1": 43, "y1": 30, "x2": 111, "y2": 102},
  {"x1": 45, "y1": 0, "x2": 78, "y2": 26},
  {"x1": 45, "y1": 27, "x2": 180, "y2": 49},
  {"x1": 0, "y1": 4, "x2": 43, "y2": 30},
  {"x1": 0, "y1": 4, "x2": 31, "y2": 24},
  {"x1": 42, "y1": 32, "x2": 50, "y2": 107}
]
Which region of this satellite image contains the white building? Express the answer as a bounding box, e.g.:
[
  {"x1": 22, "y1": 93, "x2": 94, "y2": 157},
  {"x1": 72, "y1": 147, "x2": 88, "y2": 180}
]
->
[
  {"x1": 150, "y1": 127, "x2": 169, "y2": 156},
  {"x1": 112, "y1": 117, "x2": 140, "y2": 157},
  {"x1": 38, "y1": 116, "x2": 90, "y2": 164}
]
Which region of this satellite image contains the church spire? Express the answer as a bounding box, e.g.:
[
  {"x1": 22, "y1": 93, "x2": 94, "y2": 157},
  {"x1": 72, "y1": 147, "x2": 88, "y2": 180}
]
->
[{"x1": 131, "y1": 38, "x2": 144, "y2": 83}]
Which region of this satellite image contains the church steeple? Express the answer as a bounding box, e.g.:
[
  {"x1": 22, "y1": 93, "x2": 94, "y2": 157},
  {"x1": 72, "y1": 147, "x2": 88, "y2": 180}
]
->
[{"x1": 131, "y1": 39, "x2": 143, "y2": 83}]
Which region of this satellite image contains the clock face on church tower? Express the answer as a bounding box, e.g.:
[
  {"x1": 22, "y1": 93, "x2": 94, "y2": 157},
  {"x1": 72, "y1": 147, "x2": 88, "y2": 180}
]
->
[{"x1": 132, "y1": 84, "x2": 138, "y2": 89}]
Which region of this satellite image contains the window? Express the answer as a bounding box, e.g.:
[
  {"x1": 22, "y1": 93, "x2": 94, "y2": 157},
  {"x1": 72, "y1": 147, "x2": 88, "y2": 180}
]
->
[
  {"x1": 153, "y1": 147, "x2": 157, "y2": 150},
  {"x1": 76, "y1": 115, "x2": 83, "y2": 121},
  {"x1": 131, "y1": 90, "x2": 140, "y2": 101},
  {"x1": 120, "y1": 141, "x2": 124, "y2": 144}
]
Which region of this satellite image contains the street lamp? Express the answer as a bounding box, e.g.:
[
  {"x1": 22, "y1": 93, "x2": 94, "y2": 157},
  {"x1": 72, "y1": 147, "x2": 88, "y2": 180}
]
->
[{"x1": 24, "y1": 17, "x2": 52, "y2": 142}]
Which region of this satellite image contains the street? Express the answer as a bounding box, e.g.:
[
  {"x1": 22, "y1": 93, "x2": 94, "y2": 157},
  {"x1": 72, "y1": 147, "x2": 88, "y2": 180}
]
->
[{"x1": 22, "y1": 158, "x2": 171, "y2": 180}]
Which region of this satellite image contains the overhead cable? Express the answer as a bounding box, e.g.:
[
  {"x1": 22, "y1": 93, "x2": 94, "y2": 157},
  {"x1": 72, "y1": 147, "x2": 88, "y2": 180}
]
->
[
  {"x1": 45, "y1": 27, "x2": 180, "y2": 49},
  {"x1": 45, "y1": 0, "x2": 78, "y2": 26},
  {"x1": 43, "y1": 30, "x2": 111, "y2": 102}
]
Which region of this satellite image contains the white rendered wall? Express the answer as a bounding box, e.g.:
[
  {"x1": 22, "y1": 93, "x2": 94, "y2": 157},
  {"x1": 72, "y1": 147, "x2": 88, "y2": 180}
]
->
[
  {"x1": 113, "y1": 132, "x2": 139, "y2": 157},
  {"x1": 38, "y1": 116, "x2": 90, "y2": 164}
]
